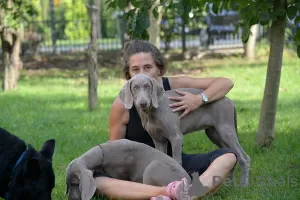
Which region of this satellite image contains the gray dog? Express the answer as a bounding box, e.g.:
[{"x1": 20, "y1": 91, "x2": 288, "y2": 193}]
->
[
  {"x1": 65, "y1": 139, "x2": 192, "y2": 200},
  {"x1": 118, "y1": 74, "x2": 250, "y2": 186}
]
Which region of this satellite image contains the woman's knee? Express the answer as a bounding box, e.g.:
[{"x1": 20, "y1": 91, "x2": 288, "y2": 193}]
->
[
  {"x1": 219, "y1": 147, "x2": 237, "y2": 161},
  {"x1": 94, "y1": 176, "x2": 111, "y2": 195},
  {"x1": 220, "y1": 153, "x2": 237, "y2": 169}
]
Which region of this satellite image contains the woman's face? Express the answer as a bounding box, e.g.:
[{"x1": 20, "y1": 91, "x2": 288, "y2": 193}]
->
[{"x1": 128, "y1": 52, "x2": 161, "y2": 80}]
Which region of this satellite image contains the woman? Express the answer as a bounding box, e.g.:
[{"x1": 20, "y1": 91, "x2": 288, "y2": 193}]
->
[{"x1": 94, "y1": 40, "x2": 237, "y2": 200}]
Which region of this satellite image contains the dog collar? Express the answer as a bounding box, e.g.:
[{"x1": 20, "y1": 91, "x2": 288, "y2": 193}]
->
[
  {"x1": 5, "y1": 150, "x2": 27, "y2": 200},
  {"x1": 12, "y1": 150, "x2": 27, "y2": 173}
]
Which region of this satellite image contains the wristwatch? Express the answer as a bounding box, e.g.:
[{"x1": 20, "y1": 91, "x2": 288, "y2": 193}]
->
[{"x1": 200, "y1": 92, "x2": 209, "y2": 104}]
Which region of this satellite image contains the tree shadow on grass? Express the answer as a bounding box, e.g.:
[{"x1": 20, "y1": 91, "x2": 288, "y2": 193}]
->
[
  {"x1": 232, "y1": 98, "x2": 300, "y2": 116},
  {"x1": 1, "y1": 92, "x2": 300, "y2": 200},
  {"x1": 0, "y1": 92, "x2": 115, "y2": 157},
  {"x1": 182, "y1": 127, "x2": 300, "y2": 200},
  {"x1": 1, "y1": 93, "x2": 299, "y2": 147},
  {"x1": 0, "y1": 91, "x2": 115, "y2": 111}
]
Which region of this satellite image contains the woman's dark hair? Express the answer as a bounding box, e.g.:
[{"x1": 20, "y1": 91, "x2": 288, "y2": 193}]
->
[{"x1": 122, "y1": 39, "x2": 168, "y2": 80}]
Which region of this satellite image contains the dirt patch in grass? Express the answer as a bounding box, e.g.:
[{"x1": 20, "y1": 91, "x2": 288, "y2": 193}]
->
[
  {"x1": 0, "y1": 45, "x2": 297, "y2": 79},
  {"x1": 20, "y1": 50, "x2": 123, "y2": 70}
]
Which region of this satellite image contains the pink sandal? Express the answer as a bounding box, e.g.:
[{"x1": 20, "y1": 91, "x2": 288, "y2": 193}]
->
[{"x1": 165, "y1": 178, "x2": 191, "y2": 200}]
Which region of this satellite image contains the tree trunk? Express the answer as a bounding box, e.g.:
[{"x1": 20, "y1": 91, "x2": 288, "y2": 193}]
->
[
  {"x1": 95, "y1": 0, "x2": 101, "y2": 39},
  {"x1": 147, "y1": 0, "x2": 162, "y2": 48},
  {"x1": 86, "y1": 3, "x2": 99, "y2": 111},
  {"x1": 49, "y1": 0, "x2": 57, "y2": 55},
  {"x1": 117, "y1": 14, "x2": 126, "y2": 49},
  {"x1": 1, "y1": 27, "x2": 23, "y2": 91},
  {"x1": 88, "y1": 0, "x2": 101, "y2": 39},
  {"x1": 244, "y1": 24, "x2": 259, "y2": 59},
  {"x1": 122, "y1": 2, "x2": 134, "y2": 47},
  {"x1": 256, "y1": 0, "x2": 287, "y2": 147},
  {"x1": 181, "y1": 18, "x2": 186, "y2": 54}
]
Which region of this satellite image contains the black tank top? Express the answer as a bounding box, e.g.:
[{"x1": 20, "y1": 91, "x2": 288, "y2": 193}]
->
[{"x1": 125, "y1": 77, "x2": 173, "y2": 156}]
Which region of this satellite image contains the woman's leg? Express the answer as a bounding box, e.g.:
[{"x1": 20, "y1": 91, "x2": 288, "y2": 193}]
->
[
  {"x1": 182, "y1": 148, "x2": 237, "y2": 198},
  {"x1": 93, "y1": 149, "x2": 236, "y2": 200},
  {"x1": 94, "y1": 174, "x2": 190, "y2": 200},
  {"x1": 199, "y1": 153, "x2": 237, "y2": 196},
  {"x1": 94, "y1": 176, "x2": 167, "y2": 200}
]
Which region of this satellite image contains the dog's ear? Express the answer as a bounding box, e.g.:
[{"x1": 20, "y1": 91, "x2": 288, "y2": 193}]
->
[
  {"x1": 65, "y1": 182, "x2": 81, "y2": 199},
  {"x1": 79, "y1": 168, "x2": 97, "y2": 200},
  {"x1": 65, "y1": 182, "x2": 80, "y2": 199},
  {"x1": 23, "y1": 158, "x2": 41, "y2": 180},
  {"x1": 40, "y1": 139, "x2": 55, "y2": 161},
  {"x1": 150, "y1": 77, "x2": 165, "y2": 108},
  {"x1": 65, "y1": 185, "x2": 69, "y2": 195},
  {"x1": 118, "y1": 80, "x2": 133, "y2": 109},
  {"x1": 65, "y1": 162, "x2": 73, "y2": 196}
]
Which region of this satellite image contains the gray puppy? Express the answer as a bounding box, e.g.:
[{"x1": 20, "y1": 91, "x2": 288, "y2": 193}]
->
[
  {"x1": 65, "y1": 139, "x2": 192, "y2": 200},
  {"x1": 118, "y1": 74, "x2": 250, "y2": 186}
]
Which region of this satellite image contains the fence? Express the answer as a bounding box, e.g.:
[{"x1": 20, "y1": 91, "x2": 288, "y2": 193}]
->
[
  {"x1": 20, "y1": 19, "x2": 122, "y2": 55},
  {"x1": 2, "y1": 12, "x2": 271, "y2": 57}
]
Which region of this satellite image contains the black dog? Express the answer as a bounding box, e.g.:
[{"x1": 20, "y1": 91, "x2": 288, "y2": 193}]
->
[{"x1": 0, "y1": 127, "x2": 55, "y2": 200}]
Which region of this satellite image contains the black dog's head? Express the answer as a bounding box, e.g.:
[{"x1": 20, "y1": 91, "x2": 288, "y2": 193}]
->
[{"x1": 7, "y1": 139, "x2": 56, "y2": 200}]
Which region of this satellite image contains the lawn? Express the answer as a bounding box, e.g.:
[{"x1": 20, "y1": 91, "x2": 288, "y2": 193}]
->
[{"x1": 1, "y1": 51, "x2": 300, "y2": 199}]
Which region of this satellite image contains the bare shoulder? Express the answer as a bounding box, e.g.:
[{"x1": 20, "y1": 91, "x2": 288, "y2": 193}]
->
[
  {"x1": 110, "y1": 97, "x2": 129, "y2": 124},
  {"x1": 109, "y1": 96, "x2": 129, "y2": 140}
]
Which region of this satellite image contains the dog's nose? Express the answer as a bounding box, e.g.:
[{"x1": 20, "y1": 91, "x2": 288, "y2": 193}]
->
[{"x1": 139, "y1": 102, "x2": 147, "y2": 108}]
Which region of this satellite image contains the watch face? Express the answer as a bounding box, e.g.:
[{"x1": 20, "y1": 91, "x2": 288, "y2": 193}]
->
[{"x1": 201, "y1": 93, "x2": 208, "y2": 102}]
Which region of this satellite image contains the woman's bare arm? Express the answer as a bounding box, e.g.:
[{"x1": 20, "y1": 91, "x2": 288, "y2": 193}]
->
[
  {"x1": 109, "y1": 97, "x2": 129, "y2": 140},
  {"x1": 168, "y1": 76, "x2": 234, "y2": 118},
  {"x1": 169, "y1": 76, "x2": 234, "y2": 102}
]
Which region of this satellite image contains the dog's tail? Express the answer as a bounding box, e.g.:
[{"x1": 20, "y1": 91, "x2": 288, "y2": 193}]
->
[{"x1": 234, "y1": 106, "x2": 239, "y2": 139}]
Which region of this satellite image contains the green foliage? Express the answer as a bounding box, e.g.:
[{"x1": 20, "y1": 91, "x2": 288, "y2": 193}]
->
[
  {"x1": 64, "y1": 0, "x2": 90, "y2": 40},
  {"x1": 106, "y1": 0, "x2": 207, "y2": 40},
  {"x1": 102, "y1": 0, "x2": 118, "y2": 38},
  {"x1": 207, "y1": 0, "x2": 300, "y2": 57},
  {"x1": 27, "y1": 1, "x2": 51, "y2": 41},
  {"x1": 22, "y1": 1, "x2": 117, "y2": 42},
  {"x1": 104, "y1": 0, "x2": 202, "y2": 40},
  {"x1": 33, "y1": 0, "x2": 116, "y2": 41},
  {"x1": 159, "y1": 3, "x2": 207, "y2": 52},
  {"x1": 160, "y1": 7, "x2": 176, "y2": 51},
  {"x1": 0, "y1": 0, "x2": 38, "y2": 28},
  {"x1": 295, "y1": 29, "x2": 300, "y2": 57},
  {"x1": 107, "y1": 0, "x2": 300, "y2": 58}
]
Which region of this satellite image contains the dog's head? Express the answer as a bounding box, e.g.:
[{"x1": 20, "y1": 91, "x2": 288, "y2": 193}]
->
[
  {"x1": 7, "y1": 139, "x2": 55, "y2": 200},
  {"x1": 65, "y1": 159, "x2": 97, "y2": 200},
  {"x1": 119, "y1": 74, "x2": 165, "y2": 111}
]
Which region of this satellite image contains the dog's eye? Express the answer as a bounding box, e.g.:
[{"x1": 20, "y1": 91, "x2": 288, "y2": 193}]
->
[{"x1": 145, "y1": 85, "x2": 150, "y2": 89}]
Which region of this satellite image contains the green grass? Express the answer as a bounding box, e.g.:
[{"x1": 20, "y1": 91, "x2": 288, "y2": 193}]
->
[{"x1": 1, "y1": 52, "x2": 300, "y2": 199}]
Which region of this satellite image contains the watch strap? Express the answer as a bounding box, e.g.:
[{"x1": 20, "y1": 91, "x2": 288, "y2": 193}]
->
[{"x1": 200, "y1": 92, "x2": 208, "y2": 104}]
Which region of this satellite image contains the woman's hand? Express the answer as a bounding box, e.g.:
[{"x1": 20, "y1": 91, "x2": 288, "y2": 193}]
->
[{"x1": 168, "y1": 90, "x2": 203, "y2": 119}]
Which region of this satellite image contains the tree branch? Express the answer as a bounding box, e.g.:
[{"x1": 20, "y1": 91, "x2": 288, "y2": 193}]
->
[
  {"x1": 86, "y1": 4, "x2": 98, "y2": 12},
  {"x1": 0, "y1": 26, "x2": 19, "y2": 37},
  {"x1": 0, "y1": 25, "x2": 6, "y2": 33}
]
